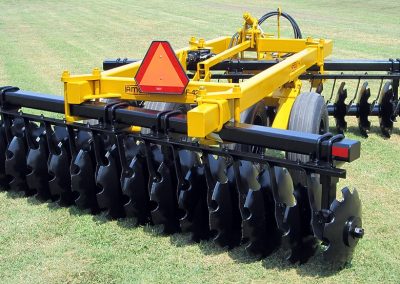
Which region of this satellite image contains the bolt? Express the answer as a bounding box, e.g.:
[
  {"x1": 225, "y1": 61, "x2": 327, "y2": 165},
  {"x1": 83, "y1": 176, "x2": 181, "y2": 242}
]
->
[
  {"x1": 352, "y1": 227, "x2": 365, "y2": 239},
  {"x1": 92, "y1": 68, "x2": 101, "y2": 76},
  {"x1": 278, "y1": 202, "x2": 285, "y2": 209},
  {"x1": 62, "y1": 70, "x2": 70, "y2": 79}
]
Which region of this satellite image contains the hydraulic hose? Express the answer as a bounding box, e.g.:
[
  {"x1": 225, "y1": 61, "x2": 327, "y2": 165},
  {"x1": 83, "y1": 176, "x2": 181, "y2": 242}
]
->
[{"x1": 258, "y1": 11, "x2": 302, "y2": 39}]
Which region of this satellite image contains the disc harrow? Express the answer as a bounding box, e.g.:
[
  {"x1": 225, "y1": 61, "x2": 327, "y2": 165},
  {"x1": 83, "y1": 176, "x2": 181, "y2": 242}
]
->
[
  {"x1": 0, "y1": 86, "x2": 364, "y2": 267},
  {"x1": 0, "y1": 10, "x2": 375, "y2": 268}
]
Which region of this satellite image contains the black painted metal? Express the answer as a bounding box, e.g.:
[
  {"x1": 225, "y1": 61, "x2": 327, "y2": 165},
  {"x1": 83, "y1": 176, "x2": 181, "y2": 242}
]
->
[
  {"x1": 103, "y1": 58, "x2": 138, "y2": 70},
  {"x1": 302, "y1": 74, "x2": 400, "y2": 80},
  {"x1": 103, "y1": 58, "x2": 400, "y2": 73},
  {"x1": 0, "y1": 89, "x2": 360, "y2": 164}
]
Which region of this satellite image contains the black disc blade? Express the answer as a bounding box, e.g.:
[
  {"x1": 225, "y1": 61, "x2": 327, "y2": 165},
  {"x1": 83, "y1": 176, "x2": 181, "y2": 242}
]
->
[
  {"x1": 307, "y1": 174, "x2": 323, "y2": 240},
  {"x1": 378, "y1": 82, "x2": 394, "y2": 138},
  {"x1": 149, "y1": 160, "x2": 179, "y2": 233},
  {"x1": 0, "y1": 124, "x2": 8, "y2": 187},
  {"x1": 177, "y1": 150, "x2": 198, "y2": 233},
  {"x1": 70, "y1": 129, "x2": 99, "y2": 212},
  {"x1": 26, "y1": 134, "x2": 52, "y2": 201},
  {"x1": 120, "y1": 138, "x2": 146, "y2": 221},
  {"x1": 287, "y1": 183, "x2": 318, "y2": 264},
  {"x1": 178, "y1": 161, "x2": 210, "y2": 241},
  {"x1": 209, "y1": 163, "x2": 241, "y2": 248},
  {"x1": 48, "y1": 143, "x2": 74, "y2": 206},
  {"x1": 209, "y1": 181, "x2": 233, "y2": 247},
  {"x1": 323, "y1": 187, "x2": 363, "y2": 266},
  {"x1": 242, "y1": 167, "x2": 281, "y2": 257},
  {"x1": 96, "y1": 145, "x2": 125, "y2": 219},
  {"x1": 273, "y1": 167, "x2": 317, "y2": 263},
  {"x1": 234, "y1": 160, "x2": 260, "y2": 253},
  {"x1": 71, "y1": 148, "x2": 99, "y2": 213},
  {"x1": 46, "y1": 126, "x2": 75, "y2": 206},
  {"x1": 5, "y1": 136, "x2": 28, "y2": 193},
  {"x1": 333, "y1": 82, "x2": 348, "y2": 133},
  {"x1": 121, "y1": 156, "x2": 150, "y2": 224},
  {"x1": 356, "y1": 82, "x2": 371, "y2": 137}
]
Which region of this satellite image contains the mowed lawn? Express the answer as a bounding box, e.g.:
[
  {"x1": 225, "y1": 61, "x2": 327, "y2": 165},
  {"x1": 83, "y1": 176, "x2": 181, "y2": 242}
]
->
[{"x1": 0, "y1": 0, "x2": 399, "y2": 283}]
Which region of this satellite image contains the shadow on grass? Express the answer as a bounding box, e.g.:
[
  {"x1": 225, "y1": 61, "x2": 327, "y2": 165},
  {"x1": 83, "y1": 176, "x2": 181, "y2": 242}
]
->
[
  {"x1": 116, "y1": 217, "x2": 139, "y2": 229},
  {"x1": 149, "y1": 223, "x2": 344, "y2": 277},
  {"x1": 5, "y1": 190, "x2": 57, "y2": 208},
  {"x1": 1, "y1": 187, "x2": 350, "y2": 277},
  {"x1": 339, "y1": 124, "x2": 400, "y2": 139},
  {"x1": 4, "y1": 189, "x2": 25, "y2": 199},
  {"x1": 67, "y1": 205, "x2": 91, "y2": 216}
]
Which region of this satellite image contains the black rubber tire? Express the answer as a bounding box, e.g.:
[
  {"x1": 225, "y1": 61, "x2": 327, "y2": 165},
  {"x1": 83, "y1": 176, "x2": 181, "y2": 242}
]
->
[
  {"x1": 287, "y1": 92, "x2": 329, "y2": 162},
  {"x1": 287, "y1": 92, "x2": 328, "y2": 186},
  {"x1": 240, "y1": 101, "x2": 269, "y2": 125}
]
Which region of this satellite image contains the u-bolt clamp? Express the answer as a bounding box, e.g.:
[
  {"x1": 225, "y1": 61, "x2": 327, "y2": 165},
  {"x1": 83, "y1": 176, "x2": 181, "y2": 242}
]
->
[
  {"x1": 162, "y1": 110, "x2": 183, "y2": 134},
  {"x1": 155, "y1": 110, "x2": 174, "y2": 134},
  {"x1": 109, "y1": 102, "x2": 129, "y2": 129},
  {"x1": 102, "y1": 101, "x2": 129, "y2": 126},
  {"x1": 315, "y1": 132, "x2": 333, "y2": 163}
]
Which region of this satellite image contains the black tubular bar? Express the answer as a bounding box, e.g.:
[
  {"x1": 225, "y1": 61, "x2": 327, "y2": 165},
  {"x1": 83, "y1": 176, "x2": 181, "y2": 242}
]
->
[
  {"x1": 187, "y1": 73, "x2": 400, "y2": 81},
  {"x1": 0, "y1": 109, "x2": 347, "y2": 177},
  {"x1": 103, "y1": 58, "x2": 139, "y2": 70},
  {"x1": 187, "y1": 73, "x2": 254, "y2": 80},
  {"x1": 2, "y1": 90, "x2": 65, "y2": 113},
  {"x1": 0, "y1": 88, "x2": 360, "y2": 164},
  {"x1": 327, "y1": 104, "x2": 380, "y2": 116},
  {"x1": 301, "y1": 74, "x2": 400, "y2": 80},
  {"x1": 308, "y1": 59, "x2": 400, "y2": 72},
  {"x1": 103, "y1": 58, "x2": 400, "y2": 73}
]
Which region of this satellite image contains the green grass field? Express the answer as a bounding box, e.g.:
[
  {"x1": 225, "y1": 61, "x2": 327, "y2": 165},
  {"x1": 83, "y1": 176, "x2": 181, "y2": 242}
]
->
[{"x1": 0, "y1": 0, "x2": 400, "y2": 283}]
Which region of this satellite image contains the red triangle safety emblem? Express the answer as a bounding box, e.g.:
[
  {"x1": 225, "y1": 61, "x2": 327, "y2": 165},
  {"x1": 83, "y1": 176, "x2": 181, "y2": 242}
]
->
[{"x1": 135, "y1": 41, "x2": 189, "y2": 95}]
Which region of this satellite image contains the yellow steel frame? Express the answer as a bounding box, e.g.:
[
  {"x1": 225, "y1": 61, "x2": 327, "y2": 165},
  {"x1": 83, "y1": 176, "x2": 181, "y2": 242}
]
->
[{"x1": 61, "y1": 13, "x2": 332, "y2": 138}]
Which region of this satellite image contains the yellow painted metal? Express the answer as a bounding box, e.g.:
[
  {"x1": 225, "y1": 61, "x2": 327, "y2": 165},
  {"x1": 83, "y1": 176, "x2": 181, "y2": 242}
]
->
[
  {"x1": 187, "y1": 99, "x2": 232, "y2": 138},
  {"x1": 130, "y1": 126, "x2": 141, "y2": 132},
  {"x1": 239, "y1": 47, "x2": 321, "y2": 111},
  {"x1": 193, "y1": 41, "x2": 251, "y2": 81},
  {"x1": 277, "y1": 7, "x2": 281, "y2": 38},
  {"x1": 61, "y1": 11, "x2": 332, "y2": 138},
  {"x1": 257, "y1": 38, "x2": 332, "y2": 56},
  {"x1": 271, "y1": 80, "x2": 302, "y2": 129},
  {"x1": 241, "y1": 12, "x2": 261, "y2": 48}
]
